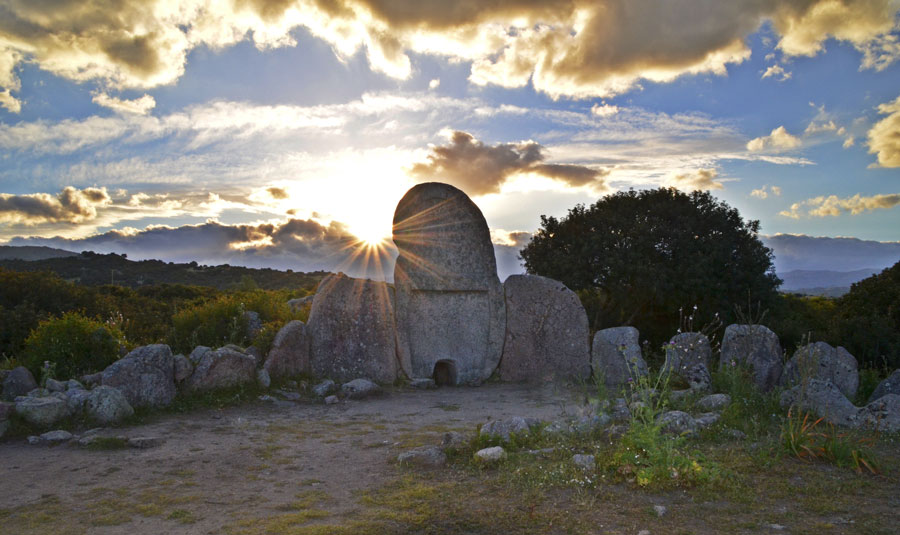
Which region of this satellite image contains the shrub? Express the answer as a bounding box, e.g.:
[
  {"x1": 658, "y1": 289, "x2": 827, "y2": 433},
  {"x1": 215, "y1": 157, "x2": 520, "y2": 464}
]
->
[
  {"x1": 23, "y1": 311, "x2": 125, "y2": 379},
  {"x1": 168, "y1": 289, "x2": 304, "y2": 354},
  {"x1": 169, "y1": 296, "x2": 249, "y2": 354}
]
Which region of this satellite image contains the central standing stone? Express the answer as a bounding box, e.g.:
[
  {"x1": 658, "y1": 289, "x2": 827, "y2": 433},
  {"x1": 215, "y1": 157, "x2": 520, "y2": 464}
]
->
[{"x1": 392, "y1": 182, "x2": 506, "y2": 385}]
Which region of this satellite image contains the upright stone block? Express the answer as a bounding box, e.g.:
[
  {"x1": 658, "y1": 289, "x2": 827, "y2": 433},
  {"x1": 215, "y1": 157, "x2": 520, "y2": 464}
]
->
[
  {"x1": 592, "y1": 326, "x2": 648, "y2": 391},
  {"x1": 719, "y1": 324, "x2": 783, "y2": 392},
  {"x1": 499, "y1": 274, "x2": 590, "y2": 382},
  {"x1": 392, "y1": 183, "x2": 506, "y2": 385},
  {"x1": 307, "y1": 273, "x2": 399, "y2": 384}
]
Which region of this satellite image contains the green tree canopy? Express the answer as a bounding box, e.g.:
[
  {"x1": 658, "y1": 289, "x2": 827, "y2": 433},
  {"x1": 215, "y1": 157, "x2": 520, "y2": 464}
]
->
[
  {"x1": 829, "y1": 260, "x2": 900, "y2": 369},
  {"x1": 520, "y1": 188, "x2": 781, "y2": 350}
]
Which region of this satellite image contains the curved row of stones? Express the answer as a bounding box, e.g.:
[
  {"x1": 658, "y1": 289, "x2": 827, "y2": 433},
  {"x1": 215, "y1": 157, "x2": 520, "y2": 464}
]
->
[{"x1": 2, "y1": 182, "x2": 899, "y2": 440}]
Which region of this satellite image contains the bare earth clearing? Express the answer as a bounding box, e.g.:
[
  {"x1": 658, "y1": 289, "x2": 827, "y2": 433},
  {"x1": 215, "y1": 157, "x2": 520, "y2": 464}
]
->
[{"x1": 2, "y1": 383, "x2": 899, "y2": 535}]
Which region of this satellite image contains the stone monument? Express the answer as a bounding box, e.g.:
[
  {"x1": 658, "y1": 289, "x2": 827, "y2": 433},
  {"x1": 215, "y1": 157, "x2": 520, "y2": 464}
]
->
[{"x1": 392, "y1": 182, "x2": 506, "y2": 385}]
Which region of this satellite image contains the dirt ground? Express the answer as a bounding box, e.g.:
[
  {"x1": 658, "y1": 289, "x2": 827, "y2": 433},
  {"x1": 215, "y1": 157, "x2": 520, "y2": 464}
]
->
[
  {"x1": 0, "y1": 383, "x2": 584, "y2": 534},
  {"x1": 2, "y1": 383, "x2": 899, "y2": 535}
]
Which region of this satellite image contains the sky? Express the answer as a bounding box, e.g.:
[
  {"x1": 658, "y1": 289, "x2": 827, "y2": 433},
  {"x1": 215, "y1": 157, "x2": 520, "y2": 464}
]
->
[{"x1": 1, "y1": 0, "x2": 899, "y2": 281}]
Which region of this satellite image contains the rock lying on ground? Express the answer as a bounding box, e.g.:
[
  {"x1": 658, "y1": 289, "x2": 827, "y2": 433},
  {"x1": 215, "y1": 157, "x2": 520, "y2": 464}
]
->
[
  {"x1": 313, "y1": 379, "x2": 336, "y2": 397},
  {"x1": 782, "y1": 341, "x2": 859, "y2": 399},
  {"x1": 341, "y1": 378, "x2": 381, "y2": 399},
  {"x1": 780, "y1": 378, "x2": 900, "y2": 432},
  {"x1": 2, "y1": 366, "x2": 38, "y2": 401},
  {"x1": 475, "y1": 446, "x2": 506, "y2": 462},
  {"x1": 869, "y1": 369, "x2": 900, "y2": 403},
  {"x1": 15, "y1": 395, "x2": 70, "y2": 427},
  {"x1": 85, "y1": 385, "x2": 134, "y2": 426},
  {"x1": 45, "y1": 378, "x2": 66, "y2": 393},
  {"x1": 64, "y1": 388, "x2": 91, "y2": 416},
  {"x1": 29, "y1": 430, "x2": 74, "y2": 445},
  {"x1": 397, "y1": 446, "x2": 447, "y2": 468},
  {"x1": 572, "y1": 454, "x2": 595, "y2": 469},
  {"x1": 102, "y1": 344, "x2": 176, "y2": 409},
  {"x1": 441, "y1": 431, "x2": 468, "y2": 450},
  {"x1": 656, "y1": 410, "x2": 697, "y2": 435},
  {"x1": 187, "y1": 346, "x2": 256, "y2": 392},
  {"x1": 682, "y1": 363, "x2": 712, "y2": 392},
  {"x1": 696, "y1": 393, "x2": 731, "y2": 412},
  {"x1": 719, "y1": 324, "x2": 783, "y2": 392},
  {"x1": 857, "y1": 394, "x2": 900, "y2": 431},
  {"x1": 694, "y1": 412, "x2": 721, "y2": 428},
  {"x1": 480, "y1": 416, "x2": 534, "y2": 440},
  {"x1": 780, "y1": 379, "x2": 860, "y2": 428}
]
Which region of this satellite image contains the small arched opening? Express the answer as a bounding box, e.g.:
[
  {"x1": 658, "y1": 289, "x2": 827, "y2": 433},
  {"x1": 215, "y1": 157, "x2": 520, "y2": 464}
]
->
[{"x1": 432, "y1": 360, "x2": 457, "y2": 386}]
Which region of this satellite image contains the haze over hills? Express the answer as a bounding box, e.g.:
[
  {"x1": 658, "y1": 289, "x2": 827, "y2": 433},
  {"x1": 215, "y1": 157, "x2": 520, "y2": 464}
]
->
[
  {"x1": 0, "y1": 249, "x2": 326, "y2": 291},
  {"x1": 778, "y1": 268, "x2": 883, "y2": 297},
  {"x1": 761, "y1": 235, "x2": 900, "y2": 273},
  {"x1": 0, "y1": 242, "x2": 894, "y2": 298},
  {"x1": 0, "y1": 245, "x2": 80, "y2": 261}
]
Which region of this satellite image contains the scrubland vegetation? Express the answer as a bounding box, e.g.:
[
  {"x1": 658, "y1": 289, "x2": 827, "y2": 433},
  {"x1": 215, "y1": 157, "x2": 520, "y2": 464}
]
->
[{"x1": 0, "y1": 267, "x2": 316, "y2": 378}]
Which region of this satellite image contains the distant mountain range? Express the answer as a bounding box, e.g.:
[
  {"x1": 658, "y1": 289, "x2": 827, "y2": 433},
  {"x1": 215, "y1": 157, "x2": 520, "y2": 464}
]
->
[
  {"x1": 0, "y1": 244, "x2": 887, "y2": 297},
  {"x1": 778, "y1": 268, "x2": 882, "y2": 297},
  {"x1": 0, "y1": 246, "x2": 326, "y2": 291},
  {"x1": 0, "y1": 245, "x2": 80, "y2": 261}
]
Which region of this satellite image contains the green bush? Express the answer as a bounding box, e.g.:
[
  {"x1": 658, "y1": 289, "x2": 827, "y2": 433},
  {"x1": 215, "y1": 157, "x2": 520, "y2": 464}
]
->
[
  {"x1": 23, "y1": 312, "x2": 125, "y2": 379},
  {"x1": 169, "y1": 296, "x2": 249, "y2": 354},
  {"x1": 168, "y1": 290, "x2": 304, "y2": 354}
]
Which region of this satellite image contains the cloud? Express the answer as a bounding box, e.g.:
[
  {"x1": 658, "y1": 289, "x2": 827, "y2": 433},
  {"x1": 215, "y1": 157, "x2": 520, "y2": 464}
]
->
[
  {"x1": 751, "y1": 184, "x2": 782, "y2": 199},
  {"x1": 490, "y1": 229, "x2": 532, "y2": 247},
  {"x1": 428, "y1": 78, "x2": 440, "y2": 89},
  {"x1": 92, "y1": 93, "x2": 156, "y2": 115},
  {"x1": 267, "y1": 187, "x2": 289, "y2": 200},
  {"x1": 867, "y1": 94, "x2": 900, "y2": 167},
  {"x1": 591, "y1": 103, "x2": 620, "y2": 117},
  {"x1": 0, "y1": 187, "x2": 111, "y2": 224},
  {"x1": 1, "y1": 1, "x2": 898, "y2": 110},
  {"x1": 669, "y1": 168, "x2": 723, "y2": 191},
  {"x1": 747, "y1": 126, "x2": 802, "y2": 152},
  {"x1": 859, "y1": 32, "x2": 900, "y2": 71},
  {"x1": 8, "y1": 217, "x2": 399, "y2": 280},
  {"x1": 804, "y1": 110, "x2": 856, "y2": 148},
  {"x1": 804, "y1": 119, "x2": 840, "y2": 135},
  {"x1": 408, "y1": 130, "x2": 607, "y2": 196},
  {"x1": 761, "y1": 64, "x2": 792, "y2": 81},
  {"x1": 762, "y1": 233, "x2": 900, "y2": 272},
  {"x1": 780, "y1": 192, "x2": 900, "y2": 218}
]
